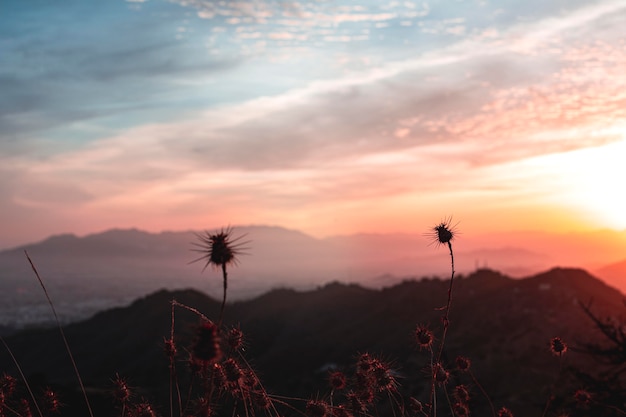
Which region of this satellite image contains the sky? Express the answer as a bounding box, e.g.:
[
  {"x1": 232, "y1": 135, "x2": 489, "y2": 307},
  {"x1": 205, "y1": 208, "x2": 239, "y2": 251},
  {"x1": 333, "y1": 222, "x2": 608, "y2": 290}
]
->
[{"x1": 1, "y1": 0, "x2": 626, "y2": 250}]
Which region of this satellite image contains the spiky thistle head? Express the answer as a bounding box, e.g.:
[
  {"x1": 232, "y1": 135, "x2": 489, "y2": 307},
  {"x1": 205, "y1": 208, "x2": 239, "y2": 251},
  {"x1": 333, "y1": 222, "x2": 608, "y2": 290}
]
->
[
  {"x1": 427, "y1": 217, "x2": 457, "y2": 247},
  {"x1": 550, "y1": 337, "x2": 567, "y2": 356},
  {"x1": 191, "y1": 227, "x2": 249, "y2": 271}
]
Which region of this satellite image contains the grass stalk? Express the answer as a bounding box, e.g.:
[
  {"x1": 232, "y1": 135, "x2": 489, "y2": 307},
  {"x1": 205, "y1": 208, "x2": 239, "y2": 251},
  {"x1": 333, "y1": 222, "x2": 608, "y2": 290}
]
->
[{"x1": 24, "y1": 250, "x2": 94, "y2": 417}]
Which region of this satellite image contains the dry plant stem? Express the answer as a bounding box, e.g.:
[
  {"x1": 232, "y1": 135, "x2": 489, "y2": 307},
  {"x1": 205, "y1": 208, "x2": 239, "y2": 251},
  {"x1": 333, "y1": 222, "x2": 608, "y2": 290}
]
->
[
  {"x1": 0, "y1": 336, "x2": 44, "y2": 417},
  {"x1": 171, "y1": 300, "x2": 209, "y2": 321},
  {"x1": 169, "y1": 302, "x2": 183, "y2": 417},
  {"x1": 428, "y1": 346, "x2": 436, "y2": 417},
  {"x1": 541, "y1": 353, "x2": 564, "y2": 417},
  {"x1": 469, "y1": 370, "x2": 496, "y2": 417},
  {"x1": 219, "y1": 263, "x2": 228, "y2": 326},
  {"x1": 437, "y1": 241, "x2": 455, "y2": 363},
  {"x1": 24, "y1": 250, "x2": 95, "y2": 417}
]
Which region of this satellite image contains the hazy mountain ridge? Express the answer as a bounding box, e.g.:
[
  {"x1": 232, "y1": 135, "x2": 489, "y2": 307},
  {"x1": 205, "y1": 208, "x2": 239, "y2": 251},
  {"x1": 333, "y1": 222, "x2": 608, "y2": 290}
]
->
[
  {"x1": 0, "y1": 226, "x2": 624, "y2": 327},
  {"x1": 0, "y1": 267, "x2": 624, "y2": 416}
]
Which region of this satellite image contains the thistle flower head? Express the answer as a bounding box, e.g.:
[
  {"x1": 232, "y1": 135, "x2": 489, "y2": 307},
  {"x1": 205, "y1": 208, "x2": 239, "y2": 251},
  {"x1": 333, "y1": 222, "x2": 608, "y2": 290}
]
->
[
  {"x1": 191, "y1": 321, "x2": 222, "y2": 364},
  {"x1": 329, "y1": 371, "x2": 347, "y2": 390},
  {"x1": 427, "y1": 218, "x2": 457, "y2": 247},
  {"x1": 574, "y1": 389, "x2": 592, "y2": 406},
  {"x1": 497, "y1": 407, "x2": 514, "y2": 417},
  {"x1": 433, "y1": 363, "x2": 449, "y2": 385},
  {"x1": 455, "y1": 356, "x2": 471, "y2": 371},
  {"x1": 191, "y1": 227, "x2": 249, "y2": 271},
  {"x1": 415, "y1": 325, "x2": 434, "y2": 349},
  {"x1": 112, "y1": 373, "x2": 131, "y2": 404},
  {"x1": 550, "y1": 337, "x2": 567, "y2": 356}
]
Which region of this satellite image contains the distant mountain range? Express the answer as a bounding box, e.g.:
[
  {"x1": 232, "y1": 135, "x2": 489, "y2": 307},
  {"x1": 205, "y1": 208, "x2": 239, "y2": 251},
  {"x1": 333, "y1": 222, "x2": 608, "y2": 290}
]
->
[
  {"x1": 0, "y1": 226, "x2": 625, "y2": 327},
  {"x1": 1, "y1": 267, "x2": 624, "y2": 416}
]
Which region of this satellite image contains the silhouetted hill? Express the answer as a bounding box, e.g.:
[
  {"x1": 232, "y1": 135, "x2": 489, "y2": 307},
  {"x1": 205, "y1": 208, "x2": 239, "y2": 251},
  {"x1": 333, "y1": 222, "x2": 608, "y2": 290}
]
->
[
  {"x1": 1, "y1": 267, "x2": 624, "y2": 416},
  {"x1": 2, "y1": 226, "x2": 626, "y2": 328},
  {"x1": 595, "y1": 258, "x2": 626, "y2": 292}
]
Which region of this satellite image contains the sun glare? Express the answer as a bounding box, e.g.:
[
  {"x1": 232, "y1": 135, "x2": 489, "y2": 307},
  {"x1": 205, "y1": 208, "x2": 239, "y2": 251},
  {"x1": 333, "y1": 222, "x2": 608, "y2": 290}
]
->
[{"x1": 531, "y1": 136, "x2": 626, "y2": 230}]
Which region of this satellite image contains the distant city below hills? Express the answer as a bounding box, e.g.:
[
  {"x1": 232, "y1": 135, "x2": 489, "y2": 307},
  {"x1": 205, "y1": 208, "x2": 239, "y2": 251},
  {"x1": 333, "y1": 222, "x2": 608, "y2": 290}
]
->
[{"x1": 0, "y1": 225, "x2": 625, "y2": 327}]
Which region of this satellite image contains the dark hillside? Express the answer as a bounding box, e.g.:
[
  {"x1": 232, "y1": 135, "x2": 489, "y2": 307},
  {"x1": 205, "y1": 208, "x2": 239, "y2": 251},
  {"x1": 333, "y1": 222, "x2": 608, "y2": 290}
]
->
[{"x1": 1, "y1": 268, "x2": 624, "y2": 416}]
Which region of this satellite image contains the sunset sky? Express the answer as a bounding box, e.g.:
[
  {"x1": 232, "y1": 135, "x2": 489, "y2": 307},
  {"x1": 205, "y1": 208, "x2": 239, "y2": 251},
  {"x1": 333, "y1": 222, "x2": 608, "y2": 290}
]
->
[{"x1": 2, "y1": 0, "x2": 625, "y2": 250}]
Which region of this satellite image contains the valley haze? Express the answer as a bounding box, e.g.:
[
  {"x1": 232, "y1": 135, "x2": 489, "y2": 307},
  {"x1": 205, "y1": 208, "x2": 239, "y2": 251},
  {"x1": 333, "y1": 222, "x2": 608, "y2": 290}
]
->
[{"x1": 1, "y1": 225, "x2": 625, "y2": 328}]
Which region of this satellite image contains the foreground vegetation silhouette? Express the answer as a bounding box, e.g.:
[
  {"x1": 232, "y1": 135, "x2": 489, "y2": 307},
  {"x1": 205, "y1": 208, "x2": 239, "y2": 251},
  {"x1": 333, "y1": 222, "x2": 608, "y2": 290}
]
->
[{"x1": 1, "y1": 222, "x2": 625, "y2": 417}]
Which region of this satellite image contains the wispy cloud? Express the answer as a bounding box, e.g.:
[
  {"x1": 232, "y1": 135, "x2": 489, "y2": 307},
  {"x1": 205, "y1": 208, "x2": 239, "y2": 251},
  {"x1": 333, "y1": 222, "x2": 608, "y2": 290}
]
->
[{"x1": 1, "y1": 0, "x2": 625, "y2": 246}]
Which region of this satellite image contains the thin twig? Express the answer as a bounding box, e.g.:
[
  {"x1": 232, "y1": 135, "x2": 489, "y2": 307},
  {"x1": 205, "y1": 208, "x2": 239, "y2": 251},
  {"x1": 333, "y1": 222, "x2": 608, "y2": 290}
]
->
[
  {"x1": 0, "y1": 336, "x2": 44, "y2": 417},
  {"x1": 24, "y1": 250, "x2": 95, "y2": 417}
]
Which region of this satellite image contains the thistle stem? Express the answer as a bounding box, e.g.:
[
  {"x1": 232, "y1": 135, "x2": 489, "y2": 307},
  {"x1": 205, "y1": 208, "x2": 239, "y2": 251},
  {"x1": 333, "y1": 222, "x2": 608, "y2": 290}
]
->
[
  {"x1": 437, "y1": 241, "x2": 455, "y2": 363},
  {"x1": 219, "y1": 263, "x2": 228, "y2": 326}
]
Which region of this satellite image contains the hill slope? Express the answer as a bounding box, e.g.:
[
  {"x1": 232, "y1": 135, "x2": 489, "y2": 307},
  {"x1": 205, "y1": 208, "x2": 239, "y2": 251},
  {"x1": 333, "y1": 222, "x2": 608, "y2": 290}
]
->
[{"x1": 1, "y1": 267, "x2": 624, "y2": 416}]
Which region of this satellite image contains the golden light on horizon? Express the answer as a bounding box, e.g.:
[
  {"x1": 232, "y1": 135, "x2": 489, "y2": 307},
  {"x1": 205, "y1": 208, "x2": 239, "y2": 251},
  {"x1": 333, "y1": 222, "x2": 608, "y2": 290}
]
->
[{"x1": 520, "y1": 135, "x2": 626, "y2": 231}]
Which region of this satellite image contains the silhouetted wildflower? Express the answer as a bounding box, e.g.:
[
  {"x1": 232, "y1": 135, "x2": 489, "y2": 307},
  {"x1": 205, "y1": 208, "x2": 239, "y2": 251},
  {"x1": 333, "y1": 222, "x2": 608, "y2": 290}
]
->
[
  {"x1": 42, "y1": 388, "x2": 61, "y2": 414},
  {"x1": 0, "y1": 374, "x2": 16, "y2": 398},
  {"x1": 306, "y1": 400, "x2": 328, "y2": 417},
  {"x1": 408, "y1": 397, "x2": 424, "y2": 415},
  {"x1": 227, "y1": 326, "x2": 244, "y2": 351},
  {"x1": 112, "y1": 373, "x2": 131, "y2": 403},
  {"x1": 191, "y1": 227, "x2": 248, "y2": 270},
  {"x1": 251, "y1": 390, "x2": 271, "y2": 410},
  {"x1": 191, "y1": 321, "x2": 222, "y2": 364},
  {"x1": 223, "y1": 358, "x2": 244, "y2": 385},
  {"x1": 433, "y1": 363, "x2": 449, "y2": 385},
  {"x1": 332, "y1": 405, "x2": 353, "y2": 417},
  {"x1": 163, "y1": 337, "x2": 177, "y2": 358},
  {"x1": 415, "y1": 325, "x2": 434, "y2": 349},
  {"x1": 453, "y1": 402, "x2": 470, "y2": 417},
  {"x1": 454, "y1": 384, "x2": 470, "y2": 404},
  {"x1": 455, "y1": 356, "x2": 471, "y2": 371},
  {"x1": 346, "y1": 392, "x2": 367, "y2": 414},
  {"x1": 191, "y1": 227, "x2": 249, "y2": 323},
  {"x1": 329, "y1": 371, "x2": 347, "y2": 390},
  {"x1": 19, "y1": 399, "x2": 33, "y2": 417},
  {"x1": 550, "y1": 337, "x2": 567, "y2": 355},
  {"x1": 574, "y1": 389, "x2": 592, "y2": 407},
  {"x1": 191, "y1": 397, "x2": 214, "y2": 417},
  {"x1": 497, "y1": 406, "x2": 514, "y2": 417},
  {"x1": 132, "y1": 401, "x2": 157, "y2": 417},
  {"x1": 428, "y1": 218, "x2": 456, "y2": 247}
]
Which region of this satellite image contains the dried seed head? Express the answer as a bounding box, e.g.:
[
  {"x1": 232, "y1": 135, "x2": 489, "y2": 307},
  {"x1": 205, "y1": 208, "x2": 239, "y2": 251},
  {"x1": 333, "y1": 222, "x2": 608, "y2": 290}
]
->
[
  {"x1": 346, "y1": 392, "x2": 367, "y2": 414},
  {"x1": 164, "y1": 338, "x2": 177, "y2": 358},
  {"x1": 455, "y1": 356, "x2": 471, "y2": 371},
  {"x1": 19, "y1": 399, "x2": 33, "y2": 417},
  {"x1": 408, "y1": 397, "x2": 424, "y2": 415},
  {"x1": 191, "y1": 321, "x2": 222, "y2": 364},
  {"x1": 433, "y1": 363, "x2": 449, "y2": 385},
  {"x1": 223, "y1": 358, "x2": 244, "y2": 384},
  {"x1": 372, "y1": 362, "x2": 396, "y2": 392},
  {"x1": 453, "y1": 402, "x2": 470, "y2": 417},
  {"x1": 191, "y1": 227, "x2": 249, "y2": 271},
  {"x1": 427, "y1": 218, "x2": 457, "y2": 247},
  {"x1": 574, "y1": 389, "x2": 592, "y2": 406},
  {"x1": 306, "y1": 400, "x2": 328, "y2": 417},
  {"x1": 251, "y1": 390, "x2": 271, "y2": 410},
  {"x1": 0, "y1": 374, "x2": 17, "y2": 398},
  {"x1": 42, "y1": 388, "x2": 61, "y2": 414},
  {"x1": 550, "y1": 337, "x2": 567, "y2": 355},
  {"x1": 132, "y1": 401, "x2": 157, "y2": 417},
  {"x1": 332, "y1": 405, "x2": 354, "y2": 417},
  {"x1": 415, "y1": 325, "x2": 434, "y2": 349},
  {"x1": 497, "y1": 407, "x2": 514, "y2": 417},
  {"x1": 227, "y1": 327, "x2": 244, "y2": 351},
  {"x1": 329, "y1": 371, "x2": 347, "y2": 390},
  {"x1": 454, "y1": 384, "x2": 470, "y2": 404},
  {"x1": 191, "y1": 397, "x2": 214, "y2": 417},
  {"x1": 112, "y1": 373, "x2": 131, "y2": 403}
]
